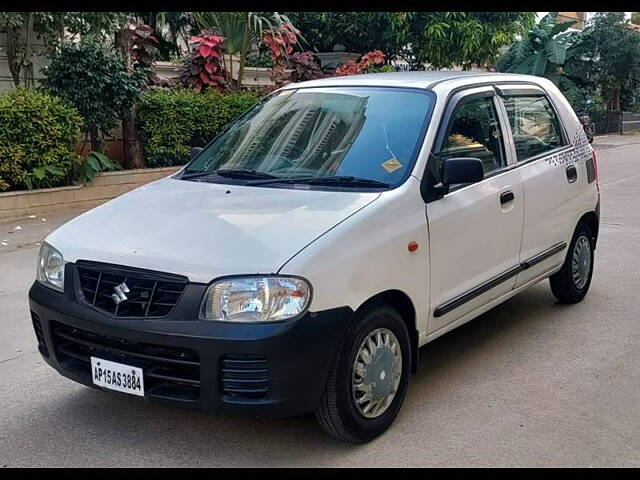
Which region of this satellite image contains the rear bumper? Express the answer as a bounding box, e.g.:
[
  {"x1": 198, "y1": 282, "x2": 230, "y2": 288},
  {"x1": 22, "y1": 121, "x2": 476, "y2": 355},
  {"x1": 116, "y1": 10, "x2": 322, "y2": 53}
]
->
[{"x1": 29, "y1": 280, "x2": 353, "y2": 417}]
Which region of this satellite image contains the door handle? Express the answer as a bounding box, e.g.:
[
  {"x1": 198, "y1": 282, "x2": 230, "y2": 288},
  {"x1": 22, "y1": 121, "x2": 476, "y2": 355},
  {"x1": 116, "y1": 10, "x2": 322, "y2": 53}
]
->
[
  {"x1": 500, "y1": 190, "x2": 515, "y2": 205},
  {"x1": 566, "y1": 165, "x2": 577, "y2": 183}
]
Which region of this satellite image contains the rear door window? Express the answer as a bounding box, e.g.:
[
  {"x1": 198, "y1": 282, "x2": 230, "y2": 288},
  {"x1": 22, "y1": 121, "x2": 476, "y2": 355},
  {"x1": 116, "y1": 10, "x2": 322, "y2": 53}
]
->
[{"x1": 502, "y1": 95, "x2": 565, "y2": 162}]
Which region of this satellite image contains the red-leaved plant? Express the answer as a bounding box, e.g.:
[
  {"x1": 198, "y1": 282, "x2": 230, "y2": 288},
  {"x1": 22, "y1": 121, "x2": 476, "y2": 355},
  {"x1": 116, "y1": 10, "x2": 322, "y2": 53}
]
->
[
  {"x1": 334, "y1": 50, "x2": 386, "y2": 76},
  {"x1": 288, "y1": 52, "x2": 325, "y2": 83},
  {"x1": 129, "y1": 23, "x2": 166, "y2": 86},
  {"x1": 262, "y1": 24, "x2": 300, "y2": 85},
  {"x1": 179, "y1": 33, "x2": 226, "y2": 92},
  {"x1": 131, "y1": 24, "x2": 159, "y2": 69}
]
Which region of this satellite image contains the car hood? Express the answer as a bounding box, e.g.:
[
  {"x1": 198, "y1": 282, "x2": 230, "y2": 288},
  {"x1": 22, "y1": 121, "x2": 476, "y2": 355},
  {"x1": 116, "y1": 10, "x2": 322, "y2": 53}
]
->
[{"x1": 47, "y1": 177, "x2": 381, "y2": 283}]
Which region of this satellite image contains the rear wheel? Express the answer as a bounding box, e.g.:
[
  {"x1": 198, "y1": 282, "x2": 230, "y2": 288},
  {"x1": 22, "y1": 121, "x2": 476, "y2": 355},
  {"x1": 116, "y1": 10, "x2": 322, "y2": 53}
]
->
[
  {"x1": 549, "y1": 222, "x2": 595, "y2": 303},
  {"x1": 315, "y1": 303, "x2": 411, "y2": 443}
]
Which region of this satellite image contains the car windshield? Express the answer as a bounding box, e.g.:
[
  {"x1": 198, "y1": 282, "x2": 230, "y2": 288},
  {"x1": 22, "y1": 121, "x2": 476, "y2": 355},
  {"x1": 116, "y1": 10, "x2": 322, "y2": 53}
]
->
[{"x1": 182, "y1": 87, "x2": 433, "y2": 189}]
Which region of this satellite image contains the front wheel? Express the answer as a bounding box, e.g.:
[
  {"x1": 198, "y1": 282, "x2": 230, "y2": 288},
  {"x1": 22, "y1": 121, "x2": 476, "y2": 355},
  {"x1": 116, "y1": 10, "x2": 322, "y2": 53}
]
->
[
  {"x1": 315, "y1": 303, "x2": 411, "y2": 443},
  {"x1": 549, "y1": 222, "x2": 595, "y2": 303}
]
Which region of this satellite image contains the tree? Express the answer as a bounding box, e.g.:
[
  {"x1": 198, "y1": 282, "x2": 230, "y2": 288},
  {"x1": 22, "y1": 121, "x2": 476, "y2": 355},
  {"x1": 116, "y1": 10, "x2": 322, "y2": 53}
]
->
[
  {"x1": 42, "y1": 43, "x2": 146, "y2": 155},
  {"x1": 496, "y1": 13, "x2": 580, "y2": 80},
  {"x1": 285, "y1": 12, "x2": 535, "y2": 69},
  {"x1": 0, "y1": 12, "x2": 36, "y2": 88},
  {"x1": 284, "y1": 12, "x2": 404, "y2": 60},
  {"x1": 0, "y1": 12, "x2": 127, "y2": 88},
  {"x1": 115, "y1": 17, "x2": 164, "y2": 168},
  {"x1": 572, "y1": 12, "x2": 640, "y2": 112},
  {"x1": 395, "y1": 12, "x2": 537, "y2": 69}
]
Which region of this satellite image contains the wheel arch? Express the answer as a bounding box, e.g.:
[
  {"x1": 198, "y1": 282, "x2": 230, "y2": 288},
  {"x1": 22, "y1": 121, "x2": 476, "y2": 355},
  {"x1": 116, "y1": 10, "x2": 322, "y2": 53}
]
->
[
  {"x1": 356, "y1": 289, "x2": 419, "y2": 374},
  {"x1": 578, "y1": 210, "x2": 599, "y2": 249}
]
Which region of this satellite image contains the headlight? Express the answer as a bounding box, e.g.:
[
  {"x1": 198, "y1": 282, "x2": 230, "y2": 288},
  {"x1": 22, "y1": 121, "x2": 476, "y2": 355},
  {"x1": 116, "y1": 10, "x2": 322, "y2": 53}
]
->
[
  {"x1": 36, "y1": 242, "x2": 65, "y2": 292},
  {"x1": 199, "y1": 276, "x2": 311, "y2": 322}
]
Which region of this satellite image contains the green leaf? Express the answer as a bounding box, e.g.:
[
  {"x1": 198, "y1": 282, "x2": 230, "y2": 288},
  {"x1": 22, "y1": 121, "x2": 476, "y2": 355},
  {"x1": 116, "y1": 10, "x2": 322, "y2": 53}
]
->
[
  {"x1": 533, "y1": 50, "x2": 549, "y2": 76},
  {"x1": 546, "y1": 38, "x2": 567, "y2": 66},
  {"x1": 81, "y1": 168, "x2": 96, "y2": 183},
  {"x1": 513, "y1": 39, "x2": 534, "y2": 63},
  {"x1": 89, "y1": 151, "x2": 111, "y2": 169},
  {"x1": 44, "y1": 165, "x2": 64, "y2": 176},
  {"x1": 87, "y1": 156, "x2": 100, "y2": 172},
  {"x1": 513, "y1": 54, "x2": 536, "y2": 74},
  {"x1": 32, "y1": 167, "x2": 46, "y2": 180}
]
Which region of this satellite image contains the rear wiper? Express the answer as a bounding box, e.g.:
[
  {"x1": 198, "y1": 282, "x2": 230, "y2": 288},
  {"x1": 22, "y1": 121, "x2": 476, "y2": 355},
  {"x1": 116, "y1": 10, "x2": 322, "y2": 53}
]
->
[
  {"x1": 249, "y1": 175, "x2": 390, "y2": 188},
  {"x1": 181, "y1": 169, "x2": 281, "y2": 181}
]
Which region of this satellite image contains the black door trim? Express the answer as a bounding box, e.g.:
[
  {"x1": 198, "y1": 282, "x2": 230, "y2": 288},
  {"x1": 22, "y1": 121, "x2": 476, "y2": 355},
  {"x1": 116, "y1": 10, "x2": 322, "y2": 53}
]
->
[
  {"x1": 433, "y1": 242, "x2": 567, "y2": 317},
  {"x1": 520, "y1": 242, "x2": 567, "y2": 269},
  {"x1": 433, "y1": 265, "x2": 522, "y2": 318}
]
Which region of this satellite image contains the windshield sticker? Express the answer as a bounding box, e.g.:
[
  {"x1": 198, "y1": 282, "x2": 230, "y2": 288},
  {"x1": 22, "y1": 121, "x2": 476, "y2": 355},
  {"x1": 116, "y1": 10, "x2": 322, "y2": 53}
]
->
[{"x1": 381, "y1": 157, "x2": 403, "y2": 173}]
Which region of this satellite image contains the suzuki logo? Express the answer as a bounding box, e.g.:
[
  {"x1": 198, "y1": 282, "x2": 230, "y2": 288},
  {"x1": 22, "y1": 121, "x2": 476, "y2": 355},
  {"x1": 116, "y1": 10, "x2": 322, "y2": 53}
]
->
[{"x1": 111, "y1": 282, "x2": 130, "y2": 304}]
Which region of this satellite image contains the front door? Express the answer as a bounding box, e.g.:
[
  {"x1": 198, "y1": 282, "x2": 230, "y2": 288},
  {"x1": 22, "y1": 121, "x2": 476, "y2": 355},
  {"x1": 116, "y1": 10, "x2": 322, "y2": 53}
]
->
[{"x1": 425, "y1": 87, "x2": 525, "y2": 334}]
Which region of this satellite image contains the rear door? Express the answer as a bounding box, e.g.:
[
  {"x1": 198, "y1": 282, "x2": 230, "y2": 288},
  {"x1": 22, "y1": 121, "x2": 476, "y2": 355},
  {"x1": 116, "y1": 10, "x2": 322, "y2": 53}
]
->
[
  {"x1": 425, "y1": 86, "x2": 524, "y2": 334},
  {"x1": 495, "y1": 85, "x2": 582, "y2": 287}
]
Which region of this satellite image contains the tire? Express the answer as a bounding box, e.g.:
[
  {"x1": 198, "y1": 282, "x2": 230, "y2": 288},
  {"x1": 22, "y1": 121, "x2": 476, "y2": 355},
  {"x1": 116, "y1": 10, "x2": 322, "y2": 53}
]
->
[
  {"x1": 549, "y1": 222, "x2": 595, "y2": 303},
  {"x1": 315, "y1": 303, "x2": 411, "y2": 443}
]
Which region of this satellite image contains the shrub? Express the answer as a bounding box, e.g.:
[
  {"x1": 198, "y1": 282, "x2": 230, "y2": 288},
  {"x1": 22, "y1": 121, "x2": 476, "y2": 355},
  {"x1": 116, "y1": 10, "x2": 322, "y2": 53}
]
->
[
  {"x1": 42, "y1": 43, "x2": 146, "y2": 152},
  {"x1": 0, "y1": 88, "x2": 82, "y2": 191},
  {"x1": 138, "y1": 89, "x2": 262, "y2": 167}
]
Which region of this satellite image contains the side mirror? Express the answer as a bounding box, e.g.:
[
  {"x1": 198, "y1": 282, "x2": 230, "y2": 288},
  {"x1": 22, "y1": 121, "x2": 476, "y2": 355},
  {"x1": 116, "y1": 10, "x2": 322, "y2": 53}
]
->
[
  {"x1": 442, "y1": 157, "x2": 484, "y2": 186},
  {"x1": 421, "y1": 156, "x2": 485, "y2": 203},
  {"x1": 190, "y1": 147, "x2": 204, "y2": 160}
]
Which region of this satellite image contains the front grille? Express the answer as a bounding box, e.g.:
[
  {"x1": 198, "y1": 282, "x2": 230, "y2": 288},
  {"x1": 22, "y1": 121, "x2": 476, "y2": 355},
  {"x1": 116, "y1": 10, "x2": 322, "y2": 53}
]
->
[
  {"x1": 51, "y1": 321, "x2": 201, "y2": 402},
  {"x1": 31, "y1": 311, "x2": 49, "y2": 357},
  {"x1": 76, "y1": 262, "x2": 187, "y2": 318},
  {"x1": 221, "y1": 355, "x2": 269, "y2": 400}
]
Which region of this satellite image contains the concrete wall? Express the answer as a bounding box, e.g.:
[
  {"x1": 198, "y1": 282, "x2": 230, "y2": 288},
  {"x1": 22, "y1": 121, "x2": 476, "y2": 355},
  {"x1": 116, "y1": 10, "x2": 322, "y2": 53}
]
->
[
  {"x1": 156, "y1": 59, "x2": 280, "y2": 87},
  {"x1": 0, "y1": 166, "x2": 180, "y2": 221}
]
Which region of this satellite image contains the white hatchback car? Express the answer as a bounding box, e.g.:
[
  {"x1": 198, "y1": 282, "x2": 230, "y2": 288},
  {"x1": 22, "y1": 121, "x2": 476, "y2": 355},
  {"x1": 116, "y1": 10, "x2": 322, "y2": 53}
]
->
[{"x1": 30, "y1": 72, "x2": 600, "y2": 442}]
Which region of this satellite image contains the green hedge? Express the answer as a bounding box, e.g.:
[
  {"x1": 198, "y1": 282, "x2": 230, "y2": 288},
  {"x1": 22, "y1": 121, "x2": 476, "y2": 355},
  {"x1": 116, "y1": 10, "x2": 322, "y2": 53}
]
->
[
  {"x1": 138, "y1": 89, "x2": 262, "y2": 167},
  {"x1": 0, "y1": 88, "x2": 82, "y2": 191}
]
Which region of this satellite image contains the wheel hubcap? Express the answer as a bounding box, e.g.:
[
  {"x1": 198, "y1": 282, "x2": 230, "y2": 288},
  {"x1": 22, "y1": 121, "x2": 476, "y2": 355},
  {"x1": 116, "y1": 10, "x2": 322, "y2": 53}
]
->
[
  {"x1": 572, "y1": 235, "x2": 591, "y2": 290},
  {"x1": 352, "y1": 328, "x2": 402, "y2": 419}
]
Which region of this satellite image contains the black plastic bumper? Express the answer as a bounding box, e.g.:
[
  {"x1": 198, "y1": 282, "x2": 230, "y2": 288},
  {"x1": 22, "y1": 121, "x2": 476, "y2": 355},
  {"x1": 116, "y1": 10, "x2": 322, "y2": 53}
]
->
[{"x1": 28, "y1": 280, "x2": 353, "y2": 418}]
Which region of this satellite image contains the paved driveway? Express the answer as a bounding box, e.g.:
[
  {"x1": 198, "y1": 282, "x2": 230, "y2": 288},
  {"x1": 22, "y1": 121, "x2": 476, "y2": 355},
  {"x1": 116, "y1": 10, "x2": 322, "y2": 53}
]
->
[{"x1": 1, "y1": 135, "x2": 639, "y2": 467}]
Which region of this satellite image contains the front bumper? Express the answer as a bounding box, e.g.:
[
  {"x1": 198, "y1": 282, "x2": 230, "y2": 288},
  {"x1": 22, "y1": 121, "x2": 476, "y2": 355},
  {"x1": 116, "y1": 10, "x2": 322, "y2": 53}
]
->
[{"x1": 28, "y1": 279, "x2": 353, "y2": 418}]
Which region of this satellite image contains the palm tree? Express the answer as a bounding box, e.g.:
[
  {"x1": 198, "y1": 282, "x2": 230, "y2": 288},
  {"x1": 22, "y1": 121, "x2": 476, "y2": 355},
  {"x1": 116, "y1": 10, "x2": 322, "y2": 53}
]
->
[{"x1": 192, "y1": 11, "x2": 298, "y2": 88}]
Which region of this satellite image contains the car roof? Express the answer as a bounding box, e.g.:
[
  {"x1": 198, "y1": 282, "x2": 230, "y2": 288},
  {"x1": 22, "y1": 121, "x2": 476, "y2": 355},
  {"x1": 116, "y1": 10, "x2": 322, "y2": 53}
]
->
[{"x1": 280, "y1": 71, "x2": 547, "y2": 91}]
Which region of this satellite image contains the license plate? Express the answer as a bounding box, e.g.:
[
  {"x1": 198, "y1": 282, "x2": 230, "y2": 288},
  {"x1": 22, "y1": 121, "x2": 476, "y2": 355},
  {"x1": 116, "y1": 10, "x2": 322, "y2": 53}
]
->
[{"x1": 90, "y1": 357, "x2": 144, "y2": 396}]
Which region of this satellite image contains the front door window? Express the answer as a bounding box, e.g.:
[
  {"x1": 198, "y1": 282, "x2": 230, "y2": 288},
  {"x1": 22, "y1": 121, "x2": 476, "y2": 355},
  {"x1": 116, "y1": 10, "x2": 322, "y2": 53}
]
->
[{"x1": 436, "y1": 96, "x2": 507, "y2": 181}]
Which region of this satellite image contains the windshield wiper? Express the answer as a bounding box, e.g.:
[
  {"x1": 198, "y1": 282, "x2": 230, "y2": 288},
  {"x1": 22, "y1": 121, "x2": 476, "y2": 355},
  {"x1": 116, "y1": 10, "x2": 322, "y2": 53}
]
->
[
  {"x1": 181, "y1": 169, "x2": 281, "y2": 181},
  {"x1": 306, "y1": 176, "x2": 390, "y2": 187},
  {"x1": 248, "y1": 175, "x2": 390, "y2": 188}
]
